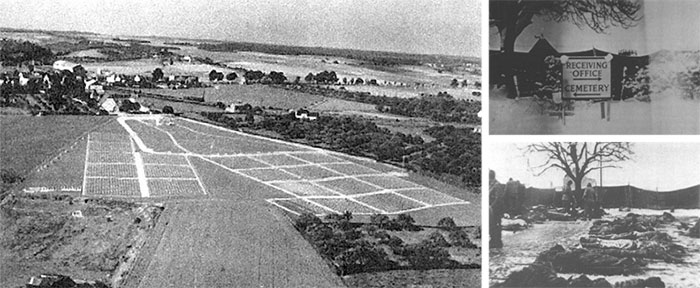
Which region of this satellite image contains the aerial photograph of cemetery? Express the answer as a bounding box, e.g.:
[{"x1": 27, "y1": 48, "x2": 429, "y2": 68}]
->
[{"x1": 0, "y1": 1, "x2": 482, "y2": 287}]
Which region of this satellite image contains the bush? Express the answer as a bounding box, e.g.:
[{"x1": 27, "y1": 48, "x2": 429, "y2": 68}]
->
[
  {"x1": 383, "y1": 235, "x2": 404, "y2": 250},
  {"x1": 162, "y1": 106, "x2": 174, "y2": 114},
  {"x1": 1, "y1": 168, "x2": 24, "y2": 184},
  {"x1": 325, "y1": 213, "x2": 352, "y2": 231},
  {"x1": 448, "y1": 229, "x2": 477, "y2": 249},
  {"x1": 370, "y1": 214, "x2": 391, "y2": 227},
  {"x1": 295, "y1": 213, "x2": 322, "y2": 231},
  {"x1": 437, "y1": 217, "x2": 457, "y2": 230},
  {"x1": 428, "y1": 231, "x2": 451, "y2": 247},
  {"x1": 395, "y1": 214, "x2": 421, "y2": 231},
  {"x1": 334, "y1": 240, "x2": 395, "y2": 275},
  {"x1": 400, "y1": 242, "x2": 456, "y2": 270}
]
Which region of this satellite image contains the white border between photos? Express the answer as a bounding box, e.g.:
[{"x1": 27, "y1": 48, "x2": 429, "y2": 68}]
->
[
  {"x1": 480, "y1": 0, "x2": 489, "y2": 286},
  {"x1": 479, "y1": 2, "x2": 700, "y2": 287}
]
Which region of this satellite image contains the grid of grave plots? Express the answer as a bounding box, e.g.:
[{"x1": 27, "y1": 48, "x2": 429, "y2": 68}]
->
[
  {"x1": 82, "y1": 132, "x2": 206, "y2": 197},
  {"x1": 205, "y1": 151, "x2": 470, "y2": 216},
  {"x1": 141, "y1": 153, "x2": 206, "y2": 197},
  {"x1": 83, "y1": 132, "x2": 141, "y2": 197}
]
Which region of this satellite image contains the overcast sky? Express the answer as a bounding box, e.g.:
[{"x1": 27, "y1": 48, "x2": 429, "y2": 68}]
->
[
  {"x1": 489, "y1": 143, "x2": 700, "y2": 191},
  {"x1": 0, "y1": 0, "x2": 480, "y2": 57},
  {"x1": 489, "y1": 0, "x2": 700, "y2": 54}
]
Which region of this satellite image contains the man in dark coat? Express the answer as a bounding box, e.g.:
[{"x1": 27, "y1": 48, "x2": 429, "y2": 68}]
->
[{"x1": 490, "y1": 170, "x2": 506, "y2": 248}]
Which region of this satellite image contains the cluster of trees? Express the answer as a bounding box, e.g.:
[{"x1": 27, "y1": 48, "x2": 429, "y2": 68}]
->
[
  {"x1": 679, "y1": 67, "x2": 700, "y2": 100},
  {"x1": 281, "y1": 84, "x2": 480, "y2": 124},
  {"x1": 241, "y1": 70, "x2": 287, "y2": 84},
  {"x1": 0, "y1": 39, "x2": 55, "y2": 65},
  {"x1": 450, "y1": 78, "x2": 470, "y2": 88},
  {"x1": 254, "y1": 113, "x2": 422, "y2": 161},
  {"x1": 245, "y1": 113, "x2": 479, "y2": 188},
  {"x1": 305, "y1": 71, "x2": 339, "y2": 84},
  {"x1": 96, "y1": 42, "x2": 175, "y2": 62},
  {"x1": 198, "y1": 42, "x2": 426, "y2": 66},
  {"x1": 406, "y1": 125, "x2": 481, "y2": 187},
  {"x1": 294, "y1": 213, "x2": 473, "y2": 275}
]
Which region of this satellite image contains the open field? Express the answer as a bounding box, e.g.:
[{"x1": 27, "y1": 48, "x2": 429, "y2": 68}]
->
[
  {"x1": 0, "y1": 195, "x2": 163, "y2": 288},
  {"x1": 5, "y1": 114, "x2": 478, "y2": 285},
  {"x1": 344, "y1": 269, "x2": 481, "y2": 288},
  {"x1": 0, "y1": 115, "x2": 109, "y2": 175},
  {"x1": 354, "y1": 193, "x2": 426, "y2": 213},
  {"x1": 134, "y1": 200, "x2": 345, "y2": 288},
  {"x1": 19, "y1": 136, "x2": 87, "y2": 193},
  {"x1": 490, "y1": 87, "x2": 700, "y2": 135},
  {"x1": 135, "y1": 85, "x2": 326, "y2": 110}
]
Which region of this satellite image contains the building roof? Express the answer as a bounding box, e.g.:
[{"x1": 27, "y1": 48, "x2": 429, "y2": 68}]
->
[{"x1": 52, "y1": 60, "x2": 80, "y2": 72}]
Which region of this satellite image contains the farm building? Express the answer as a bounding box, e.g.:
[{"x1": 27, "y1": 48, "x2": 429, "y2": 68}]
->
[
  {"x1": 490, "y1": 37, "x2": 649, "y2": 99},
  {"x1": 225, "y1": 103, "x2": 252, "y2": 113},
  {"x1": 52, "y1": 60, "x2": 85, "y2": 74},
  {"x1": 98, "y1": 97, "x2": 118, "y2": 114},
  {"x1": 292, "y1": 109, "x2": 319, "y2": 121}
]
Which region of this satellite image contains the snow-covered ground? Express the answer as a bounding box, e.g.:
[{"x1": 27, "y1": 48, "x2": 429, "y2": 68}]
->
[
  {"x1": 489, "y1": 87, "x2": 700, "y2": 134},
  {"x1": 490, "y1": 209, "x2": 700, "y2": 287}
]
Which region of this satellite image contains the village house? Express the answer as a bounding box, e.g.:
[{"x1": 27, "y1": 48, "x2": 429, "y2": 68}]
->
[{"x1": 292, "y1": 109, "x2": 319, "y2": 121}]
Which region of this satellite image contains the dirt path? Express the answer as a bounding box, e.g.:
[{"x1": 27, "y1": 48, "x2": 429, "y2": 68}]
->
[
  {"x1": 489, "y1": 221, "x2": 592, "y2": 284},
  {"x1": 134, "y1": 199, "x2": 344, "y2": 288},
  {"x1": 490, "y1": 211, "x2": 700, "y2": 287}
]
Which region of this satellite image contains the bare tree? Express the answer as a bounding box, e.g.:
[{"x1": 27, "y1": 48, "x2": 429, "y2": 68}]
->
[
  {"x1": 524, "y1": 142, "x2": 633, "y2": 204},
  {"x1": 490, "y1": 0, "x2": 643, "y2": 96}
]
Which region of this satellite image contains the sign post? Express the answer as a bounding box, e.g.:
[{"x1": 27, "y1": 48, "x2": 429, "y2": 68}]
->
[{"x1": 560, "y1": 54, "x2": 613, "y2": 122}]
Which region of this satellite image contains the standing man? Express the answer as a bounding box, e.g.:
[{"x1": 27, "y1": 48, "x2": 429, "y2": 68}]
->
[
  {"x1": 583, "y1": 183, "x2": 597, "y2": 220},
  {"x1": 504, "y1": 178, "x2": 517, "y2": 216},
  {"x1": 562, "y1": 180, "x2": 574, "y2": 216},
  {"x1": 490, "y1": 170, "x2": 505, "y2": 248}
]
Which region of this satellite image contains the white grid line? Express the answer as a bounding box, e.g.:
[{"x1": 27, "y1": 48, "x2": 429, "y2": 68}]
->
[
  {"x1": 81, "y1": 134, "x2": 90, "y2": 196},
  {"x1": 185, "y1": 155, "x2": 208, "y2": 195},
  {"x1": 93, "y1": 115, "x2": 470, "y2": 217}
]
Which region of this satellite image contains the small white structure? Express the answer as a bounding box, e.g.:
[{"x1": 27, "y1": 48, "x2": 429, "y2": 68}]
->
[
  {"x1": 18, "y1": 73, "x2": 30, "y2": 86},
  {"x1": 71, "y1": 210, "x2": 84, "y2": 218},
  {"x1": 99, "y1": 97, "x2": 118, "y2": 114},
  {"x1": 52, "y1": 60, "x2": 80, "y2": 72},
  {"x1": 225, "y1": 103, "x2": 249, "y2": 113},
  {"x1": 293, "y1": 109, "x2": 319, "y2": 121}
]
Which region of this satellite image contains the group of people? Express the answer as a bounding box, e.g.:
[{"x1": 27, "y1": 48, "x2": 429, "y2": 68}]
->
[
  {"x1": 562, "y1": 180, "x2": 600, "y2": 220},
  {"x1": 490, "y1": 171, "x2": 604, "y2": 249}
]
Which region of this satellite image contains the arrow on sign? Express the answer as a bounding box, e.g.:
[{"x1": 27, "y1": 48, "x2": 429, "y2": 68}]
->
[
  {"x1": 574, "y1": 92, "x2": 601, "y2": 97},
  {"x1": 573, "y1": 77, "x2": 602, "y2": 81}
]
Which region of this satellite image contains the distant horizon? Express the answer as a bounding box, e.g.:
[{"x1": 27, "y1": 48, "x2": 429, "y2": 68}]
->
[
  {"x1": 0, "y1": 0, "x2": 480, "y2": 58},
  {"x1": 489, "y1": 143, "x2": 700, "y2": 192},
  {"x1": 3, "y1": 26, "x2": 480, "y2": 60}
]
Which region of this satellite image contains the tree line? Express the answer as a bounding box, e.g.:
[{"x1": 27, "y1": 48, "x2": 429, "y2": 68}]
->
[
  {"x1": 1, "y1": 39, "x2": 55, "y2": 66},
  {"x1": 293, "y1": 213, "x2": 478, "y2": 276},
  {"x1": 198, "y1": 111, "x2": 480, "y2": 188},
  {"x1": 279, "y1": 84, "x2": 481, "y2": 124}
]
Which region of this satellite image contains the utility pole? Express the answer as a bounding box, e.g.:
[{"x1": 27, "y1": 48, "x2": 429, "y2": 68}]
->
[{"x1": 599, "y1": 154, "x2": 603, "y2": 188}]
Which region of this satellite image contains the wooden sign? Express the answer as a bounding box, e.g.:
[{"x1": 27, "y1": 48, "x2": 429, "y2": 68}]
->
[{"x1": 561, "y1": 55, "x2": 613, "y2": 100}]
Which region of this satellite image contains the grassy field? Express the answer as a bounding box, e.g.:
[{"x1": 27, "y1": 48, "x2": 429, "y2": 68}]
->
[
  {"x1": 0, "y1": 115, "x2": 109, "y2": 176},
  {"x1": 19, "y1": 136, "x2": 87, "y2": 193},
  {"x1": 343, "y1": 268, "x2": 480, "y2": 288},
  {"x1": 135, "y1": 85, "x2": 326, "y2": 110},
  {"x1": 1, "y1": 195, "x2": 163, "y2": 288},
  {"x1": 133, "y1": 200, "x2": 344, "y2": 287}
]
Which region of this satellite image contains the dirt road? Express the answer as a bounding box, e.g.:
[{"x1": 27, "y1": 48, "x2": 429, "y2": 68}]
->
[{"x1": 133, "y1": 199, "x2": 344, "y2": 288}]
